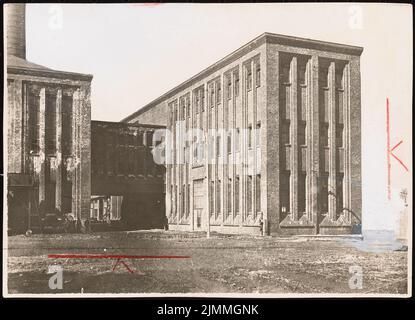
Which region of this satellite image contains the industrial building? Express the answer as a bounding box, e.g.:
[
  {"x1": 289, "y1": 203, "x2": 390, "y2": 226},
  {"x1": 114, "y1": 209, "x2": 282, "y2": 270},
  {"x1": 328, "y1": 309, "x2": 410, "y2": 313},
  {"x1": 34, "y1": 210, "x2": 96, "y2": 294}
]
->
[
  {"x1": 123, "y1": 33, "x2": 363, "y2": 235},
  {"x1": 6, "y1": 4, "x2": 92, "y2": 233}
]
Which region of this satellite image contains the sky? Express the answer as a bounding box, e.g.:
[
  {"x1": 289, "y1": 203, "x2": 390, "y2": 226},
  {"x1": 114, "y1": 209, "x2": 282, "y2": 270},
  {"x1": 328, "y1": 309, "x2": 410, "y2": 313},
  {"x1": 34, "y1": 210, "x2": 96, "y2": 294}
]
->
[{"x1": 25, "y1": 3, "x2": 412, "y2": 231}]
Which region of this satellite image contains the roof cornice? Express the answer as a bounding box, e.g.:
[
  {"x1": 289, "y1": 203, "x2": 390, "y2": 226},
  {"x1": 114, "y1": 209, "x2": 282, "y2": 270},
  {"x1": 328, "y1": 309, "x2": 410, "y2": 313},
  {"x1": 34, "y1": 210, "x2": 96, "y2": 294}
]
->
[{"x1": 121, "y1": 32, "x2": 363, "y2": 123}]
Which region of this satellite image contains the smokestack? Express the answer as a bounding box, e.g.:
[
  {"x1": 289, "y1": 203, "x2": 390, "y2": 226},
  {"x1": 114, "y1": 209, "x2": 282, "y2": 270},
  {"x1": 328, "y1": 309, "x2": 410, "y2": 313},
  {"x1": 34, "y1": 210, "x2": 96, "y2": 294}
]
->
[{"x1": 6, "y1": 3, "x2": 26, "y2": 59}]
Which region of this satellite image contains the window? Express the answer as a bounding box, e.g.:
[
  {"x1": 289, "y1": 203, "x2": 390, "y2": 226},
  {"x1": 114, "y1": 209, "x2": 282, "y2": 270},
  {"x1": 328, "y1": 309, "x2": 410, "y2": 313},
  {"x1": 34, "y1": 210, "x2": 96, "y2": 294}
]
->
[
  {"x1": 280, "y1": 172, "x2": 290, "y2": 214},
  {"x1": 62, "y1": 168, "x2": 72, "y2": 213},
  {"x1": 282, "y1": 122, "x2": 290, "y2": 145},
  {"x1": 227, "y1": 132, "x2": 232, "y2": 154},
  {"x1": 281, "y1": 64, "x2": 290, "y2": 83},
  {"x1": 336, "y1": 126, "x2": 344, "y2": 147},
  {"x1": 28, "y1": 90, "x2": 40, "y2": 153},
  {"x1": 216, "y1": 81, "x2": 221, "y2": 104},
  {"x1": 200, "y1": 88, "x2": 205, "y2": 112},
  {"x1": 146, "y1": 131, "x2": 153, "y2": 147},
  {"x1": 180, "y1": 97, "x2": 185, "y2": 119},
  {"x1": 62, "y1": 94, "x2": 73, "y2": 155},
  {"x1": 298, "y1": 63, "x2": 306, "y2": 85},
  {"x1": 247, "y1": 65, "x2": 252, "y2": 91},
  {"x1": 248, "y1": 125, "x2": 253, "y2": 148},
  {"x1": 247, "y1": 175, "x2": 252, "y2": 213},
  {"x1": 137, "y1": 132, "x2": 144, "y2": 146},
  {"x1": 216, "y1": 135, "x2": 221, "y2": 157},
  {"x1": 299, "y1": 124, "x2": 306, "y2": 146},
  {"x1": 195, "y1": 91, "x2": 200, "y2": 114},
  {"x1": 234, "y1": 71, "x2": 240, "y2": 96},
  {"x1": 256, "y1": 63, "x2": 261, "y2": 87},
  {"x1": 182, "y1": 184, "x2": 185, "y2": 219},
  {"x1": 320, "y1": 125, "x2": 329, "y2": 147},
  {"x1": 216, "y1": 180, "x2": 221, "y2": 215},
  {"x1": 235, "y1": 128, "x2": 240, "y2": 152},
  {"x1": 227, "y1": 76, "x2": 232, "y2": 99},
  {"x1": 210, "y1": 181, "x2": 214, "y2": 215},
  {"x1": 186, "y1": 184, "x2": 190, "y2": 218},
  {"x1": 235, "y1": 176, "x2": 240, "y2": 213},
  {"x1": 256, "y1": 174, "x2": 261, "y2": 213},
  {"x1": 256, "y1": 123, "x2": 261, "y2": 148},
  {"x1": 45, "y1": 93, "x2": 56, "y2": 154},
  {"x1": 45, "y1": 161, "x2": 56, "y2": 211},
  {"x1": 227, "y1": 178, "x2": 232, "y2": 214},
  {"x1": 298, "y1": 174, "x2": 306, "y2": 213},
  {"x1": 186, "y1": 96, "x2": 190, "y2": 118},
  {"x1": 209, "y1": 85, "x2": 215, "y2": 107}
]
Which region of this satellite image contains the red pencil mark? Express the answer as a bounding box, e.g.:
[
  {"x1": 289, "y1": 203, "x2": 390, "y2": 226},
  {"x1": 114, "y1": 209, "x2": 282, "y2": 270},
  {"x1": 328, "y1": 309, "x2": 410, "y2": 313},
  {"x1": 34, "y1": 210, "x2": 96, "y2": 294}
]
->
[
  {"x1": 112, "y1": 258, "x2": 134, "y2": 273},
  {"x1": 48, "y1": 254, "x2": 191, "y2": 274},
  {"x1": 386, "y1": 98, "x2": 409, "y2": 200}
]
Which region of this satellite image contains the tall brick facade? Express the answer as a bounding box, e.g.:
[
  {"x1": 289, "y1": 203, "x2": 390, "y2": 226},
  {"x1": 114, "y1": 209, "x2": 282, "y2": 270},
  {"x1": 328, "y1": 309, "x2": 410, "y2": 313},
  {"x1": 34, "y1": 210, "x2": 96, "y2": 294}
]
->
[
  {"x1": 124, "y1": 33, "x2": 363, "y2": 235},
  {"x1": 6, "y1": 4, "x2": 93, "y2": 233}
]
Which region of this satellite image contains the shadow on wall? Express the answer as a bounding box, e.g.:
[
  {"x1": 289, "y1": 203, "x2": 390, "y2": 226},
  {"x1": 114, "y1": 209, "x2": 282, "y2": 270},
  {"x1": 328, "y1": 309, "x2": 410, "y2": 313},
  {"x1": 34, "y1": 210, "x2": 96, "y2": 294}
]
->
[{"x1": 120, "y1": 195, "x2": 166, "y2": 231}]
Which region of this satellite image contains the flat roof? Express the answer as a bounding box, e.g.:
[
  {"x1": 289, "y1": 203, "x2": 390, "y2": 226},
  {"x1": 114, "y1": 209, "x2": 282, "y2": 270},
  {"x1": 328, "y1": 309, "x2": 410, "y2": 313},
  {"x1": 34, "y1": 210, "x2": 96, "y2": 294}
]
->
[
  {"x1": 7, "y1": 55, "x2": 93, "y2": 81},
  {"x1": 121, "y1": 32, "x2": 363, "y2": 123},
  {"x1": 92, "y1": 120, "x2": 165, "y2": 129}
]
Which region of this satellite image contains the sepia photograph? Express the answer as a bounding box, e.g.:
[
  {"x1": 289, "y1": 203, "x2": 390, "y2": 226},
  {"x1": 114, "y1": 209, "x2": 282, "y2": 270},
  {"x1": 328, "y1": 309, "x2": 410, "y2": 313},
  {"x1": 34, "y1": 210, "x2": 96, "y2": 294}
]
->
[{"x1": 3, "y1": 2, "x2": 412, "y2": 298}]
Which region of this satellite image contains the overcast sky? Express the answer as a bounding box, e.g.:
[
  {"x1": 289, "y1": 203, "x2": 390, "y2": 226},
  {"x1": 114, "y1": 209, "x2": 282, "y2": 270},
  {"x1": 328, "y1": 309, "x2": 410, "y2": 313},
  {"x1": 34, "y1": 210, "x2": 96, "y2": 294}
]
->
[{"x1": 25, "y1": 3, "x2": 412, "y2": 231}]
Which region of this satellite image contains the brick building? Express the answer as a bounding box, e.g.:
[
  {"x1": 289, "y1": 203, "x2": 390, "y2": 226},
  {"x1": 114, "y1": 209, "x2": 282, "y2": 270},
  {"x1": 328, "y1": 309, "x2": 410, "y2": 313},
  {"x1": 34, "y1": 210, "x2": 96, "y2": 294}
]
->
[
  {"x1": 6, "y1": 4, "x2": 93, "y2": 233},
  {"x1": 123, "y1": 33, "x2": 363, "y2": 235}
]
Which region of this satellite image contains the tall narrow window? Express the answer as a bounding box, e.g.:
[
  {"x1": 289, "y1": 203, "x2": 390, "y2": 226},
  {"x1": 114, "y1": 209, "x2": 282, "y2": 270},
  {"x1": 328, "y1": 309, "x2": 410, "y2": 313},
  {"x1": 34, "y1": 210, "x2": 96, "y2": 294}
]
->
[
  {"x1": 195, "y1": 91, "x2": 200, "y2": 114},
  {"x1": 248, "y1": 125, "x2": 253, "y2": 148},
  {"x1": 247, "y1": 65, "x2": 252, "y2": 91},
  {"x1": 186, "y1": 184, "x2": 190, "y2": 218},
  {"x1": 186, "y1": 96, "x2": 190, "y2": 118},
  {"x1": 235, "y1": 176, "x2": 240, "y2": 214},
  {"x1": 256, "y1": 123, "x2": 261, "y2": 148},
  {"x1": 216, "y1": 180, "x2": 221, "y2": 215},
  {"x1": 210, "y1": 181, "x2": 214, "y2": 215},
  {"x1": 227, "y1": 132, "x2": 232, "y2": 154},
  {"x1": 28, "y1": 90, "x2": 40, "y2": 153},
  {"x1": 45, "y1": 92, "x2": 57, "y2": 154},
  {"x1": 182, "y1": 184, "x2": 186, "y2": 219},
  {"x1": 227, "y1": 178, "x2": 232, "y2": 215},
  {"x1": 256, "y1": 63, "x2": 261, "y2": 87},
  {"x1": 234, "y1": 71, "x2": 240, "y2": 96},
  {"x1": 256, "y1": 174, "x2": 261, "y2": 213},
  {"x1": 146, "y1": 131, "x2": 153, "y2": 147},
  {"x1": 62, "y1": 94, "x2": 73, "y2": 155},
  {"x1": 235, "y1": 128, "x2": 240, "y2": 152},
  {"x1": 216, "y1": 135, "x2": 221, "y2": 157},
  {"x1": 298, "y1": 174, "x2": 306, "y2": 214},
  {"x1": 216, "y1": 81, "x2": 221, "y2": 104},
  {"x1": 210, "y1": 85, "x2": 215, "y2": 107},
  {"x1": 62, "y1": 167, "x2": 72, "y2": 213},
  {"x1": 320, "y1": 175, "x2": 329, "y2": 214},
  {"x1": 200, "y1": 88, "x2": 205, "y2": 112},
  {"x1": 45, "y1": 160, "x2": 56, "y2": 211},
  {"x1": 281, "y1": 172, "x2": 290, "y2": 214},
  {"x1": 247, "y1": 176, "x2": 252, "y2": 213},
  {"x1": 227, "y1": 76, "x2": 232, "y2": 99}
]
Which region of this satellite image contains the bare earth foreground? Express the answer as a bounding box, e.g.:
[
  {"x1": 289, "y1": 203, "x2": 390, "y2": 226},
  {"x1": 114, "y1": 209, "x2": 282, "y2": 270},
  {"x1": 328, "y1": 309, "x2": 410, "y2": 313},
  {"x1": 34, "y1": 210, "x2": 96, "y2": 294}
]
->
[{"x1": 6, "y1": 230, "x2": 408, "y2": 295}]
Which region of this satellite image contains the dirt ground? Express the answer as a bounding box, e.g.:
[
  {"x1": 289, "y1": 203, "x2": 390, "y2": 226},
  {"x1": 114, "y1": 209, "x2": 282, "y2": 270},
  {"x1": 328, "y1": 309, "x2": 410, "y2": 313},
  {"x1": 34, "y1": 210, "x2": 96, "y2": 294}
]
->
[{"x1": 6, "y1": 230, "x2": 408, "y2": 295}]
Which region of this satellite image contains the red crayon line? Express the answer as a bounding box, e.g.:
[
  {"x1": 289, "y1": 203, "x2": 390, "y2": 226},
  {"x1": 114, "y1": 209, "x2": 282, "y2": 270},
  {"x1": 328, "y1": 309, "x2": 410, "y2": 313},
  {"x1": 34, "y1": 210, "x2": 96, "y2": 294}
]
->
[
  {"x1": 391, "y1": 140, "x2": 403, "y2": 152},
  {"x1": 48, "y1": 254, "x2": 190, "y2": 260},
  {"x1": 391, "y1": 153, "x2": 409, "y2": 172}
]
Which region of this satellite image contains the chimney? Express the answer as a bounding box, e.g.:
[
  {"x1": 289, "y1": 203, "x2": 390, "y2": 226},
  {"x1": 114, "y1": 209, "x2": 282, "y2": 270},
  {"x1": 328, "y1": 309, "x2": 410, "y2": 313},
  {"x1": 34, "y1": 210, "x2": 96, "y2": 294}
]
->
[{"x1": 6, "y1": 3, "x2": 26, "y2": 59}]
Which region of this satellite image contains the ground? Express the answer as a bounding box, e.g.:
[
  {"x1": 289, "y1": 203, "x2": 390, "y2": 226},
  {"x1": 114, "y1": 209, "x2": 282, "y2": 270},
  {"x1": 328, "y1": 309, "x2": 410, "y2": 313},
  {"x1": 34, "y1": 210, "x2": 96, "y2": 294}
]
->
[{"x1": 6, "y1": 230, "x2": 408, "y2": 295}]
